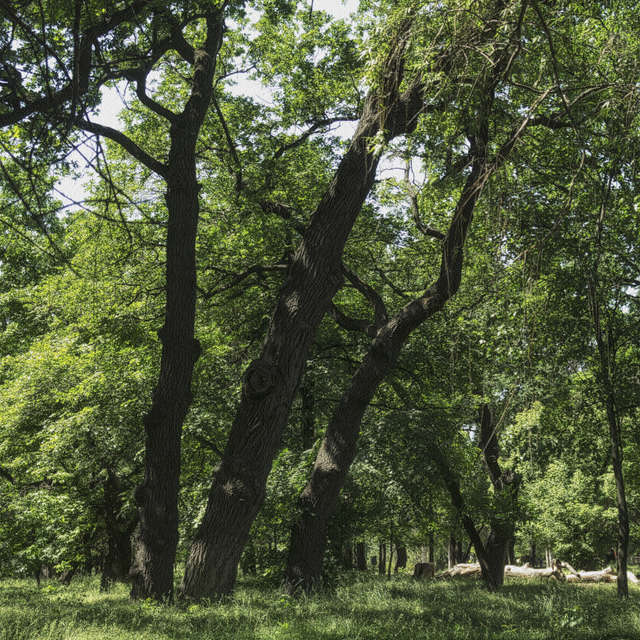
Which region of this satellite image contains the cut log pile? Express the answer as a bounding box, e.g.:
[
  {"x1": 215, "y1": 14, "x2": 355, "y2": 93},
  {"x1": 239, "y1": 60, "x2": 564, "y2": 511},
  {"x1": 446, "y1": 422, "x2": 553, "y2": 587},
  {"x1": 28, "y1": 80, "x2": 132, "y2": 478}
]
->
[{"x1": 433, "y1": 561, "x2": 639, "y2": 584}]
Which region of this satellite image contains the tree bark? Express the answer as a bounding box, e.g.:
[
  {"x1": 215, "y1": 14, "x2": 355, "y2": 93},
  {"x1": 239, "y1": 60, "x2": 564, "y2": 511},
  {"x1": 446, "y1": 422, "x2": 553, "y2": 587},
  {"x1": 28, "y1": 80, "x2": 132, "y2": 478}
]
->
[
  {"x1": 448, "y1": 536, "x2": 457, "y2": 570},
  {"x1": 300, "y1": 374, "x2": 316, "y2": 450},
  {"x1": 180, "y1": 22, "x2": 425, "y2": 600},
  {"x1": 128, "y1": 10, "x2": 225, "y2": 601},
  {"x1": 378, "y1": 542, "x2": 386, "y2": 576}
]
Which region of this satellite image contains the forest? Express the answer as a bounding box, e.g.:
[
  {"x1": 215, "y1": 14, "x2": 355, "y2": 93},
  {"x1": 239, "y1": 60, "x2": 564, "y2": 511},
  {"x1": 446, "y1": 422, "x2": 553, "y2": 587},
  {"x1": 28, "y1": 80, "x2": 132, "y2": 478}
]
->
[{"x1": 0, "y1": 0, "x2": 639, "y2": 638}]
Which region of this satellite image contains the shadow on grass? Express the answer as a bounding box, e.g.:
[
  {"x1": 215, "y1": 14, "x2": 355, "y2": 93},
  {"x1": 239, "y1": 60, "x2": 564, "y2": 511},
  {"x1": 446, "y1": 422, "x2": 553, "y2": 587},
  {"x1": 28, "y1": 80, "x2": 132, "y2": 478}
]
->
[{"x1": 1, "y1": 575, "x2": 639, "y2": 640}]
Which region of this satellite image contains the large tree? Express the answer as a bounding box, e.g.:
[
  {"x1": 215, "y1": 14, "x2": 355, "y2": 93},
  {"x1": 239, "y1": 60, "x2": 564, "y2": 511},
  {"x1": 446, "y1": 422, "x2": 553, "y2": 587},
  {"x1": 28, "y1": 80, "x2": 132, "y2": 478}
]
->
[{"x1": 1, "y1": 0, "x2": 228, "y2": 599}]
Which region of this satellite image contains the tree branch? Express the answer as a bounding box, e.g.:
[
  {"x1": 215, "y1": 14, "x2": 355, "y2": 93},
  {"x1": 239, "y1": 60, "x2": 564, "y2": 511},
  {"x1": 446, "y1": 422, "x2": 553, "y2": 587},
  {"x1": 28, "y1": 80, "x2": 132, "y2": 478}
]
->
[
  {"x1": 77, "y1": 119, "x2": 168, "y2": 177},
  {"x1": 342, "y1": 263, "x2": 388, "y2": 328}
]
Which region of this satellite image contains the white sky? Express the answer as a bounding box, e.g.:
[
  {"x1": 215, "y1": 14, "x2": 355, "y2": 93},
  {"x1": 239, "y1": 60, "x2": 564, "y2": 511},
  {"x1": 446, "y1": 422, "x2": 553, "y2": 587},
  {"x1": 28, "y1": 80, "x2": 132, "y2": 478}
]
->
[{"x1": 57, "y1": 0, "x2": 361, "y2": 204}]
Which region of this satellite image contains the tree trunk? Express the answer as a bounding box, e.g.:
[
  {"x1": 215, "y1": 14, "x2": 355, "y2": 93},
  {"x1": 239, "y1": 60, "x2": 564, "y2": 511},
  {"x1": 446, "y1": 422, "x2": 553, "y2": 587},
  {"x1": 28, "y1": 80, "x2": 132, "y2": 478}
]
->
[
  {"x1": 428, "y1": 533, "x2": 435, "y2": 564},
  {"x1": 379, "y1": 542, "x2": 386, "y2": 576},
  {"x1": 181, "y1": 24, "x2": 425, "y2": 600},
  {"x1": 101, "y1": 470, "x2": 135, "y2": 592},
  {"x1": 545, "y1": 547, "x2": 553, "y2": 569},
  {"x1": 342, "y1": 542, "x2": 353, "y2": 570},
  {"x1": 483, "y1": 533, "x2": 509, "y2": 589},
  {"x1": 395, "y1": 546, "x2": 407, "y2": 572},
  {"x1": 588, "y1": 177, "x2": 630, "y2": 598},
  {"x1": 129, "y1": 12, "x2": 224, "y2": 601},
  {"x1": 356, "y1": 542, "x2": 367, "y2": 570},
  {"x1": 284, "y1": 143, "x2": 488, "y2": 591}
]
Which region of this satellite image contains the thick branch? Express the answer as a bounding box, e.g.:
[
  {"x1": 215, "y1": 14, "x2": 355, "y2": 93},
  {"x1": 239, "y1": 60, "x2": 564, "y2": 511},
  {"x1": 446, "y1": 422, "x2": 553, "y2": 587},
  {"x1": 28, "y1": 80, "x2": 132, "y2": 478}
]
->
[{"x1": 78, "y1": 120, "x2": 168, "y2": 177}]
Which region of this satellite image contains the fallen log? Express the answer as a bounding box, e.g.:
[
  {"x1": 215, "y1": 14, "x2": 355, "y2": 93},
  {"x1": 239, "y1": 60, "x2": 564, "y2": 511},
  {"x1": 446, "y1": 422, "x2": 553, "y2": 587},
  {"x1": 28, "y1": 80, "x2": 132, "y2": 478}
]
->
[
  {"x1": 504, "y1": 564, "x2": 564, "y2": 580},
  {"x1": 564, "y1": 567, "x2": 640, "y2": 584},
  {"x1": 566, "y1": 567, "x2": 614, "y2": 583},
  {"x1": 437, "y1": 563, "x2": 481, "y2": 578},
  {"x1": 436, "y1": 561, "x2": 639, "y2": 585}
]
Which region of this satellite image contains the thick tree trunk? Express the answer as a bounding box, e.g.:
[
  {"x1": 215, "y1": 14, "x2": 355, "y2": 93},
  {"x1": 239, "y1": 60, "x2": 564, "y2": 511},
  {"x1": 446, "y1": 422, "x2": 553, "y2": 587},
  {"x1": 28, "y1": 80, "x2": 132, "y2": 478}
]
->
[
  {"x1": 483, "y1": 533, "x2": 509, "y2": 589},
  {"x1": 428, "y1": 533, "x2": 435, "y2": 564},
  {"x1": 181, "y1": 25, "x2": 424, "y2": 600},
  {"x1": 129, "y1": 12, "x2": 224, "y2": 601}
]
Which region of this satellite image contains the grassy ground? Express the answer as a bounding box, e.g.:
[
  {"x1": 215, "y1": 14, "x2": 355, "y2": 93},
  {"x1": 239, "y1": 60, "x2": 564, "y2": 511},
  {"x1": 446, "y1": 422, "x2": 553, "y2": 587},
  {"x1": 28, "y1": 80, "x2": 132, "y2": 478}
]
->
[{"x1": 1, "y1": 573, "x2": 639, "y2": 640}]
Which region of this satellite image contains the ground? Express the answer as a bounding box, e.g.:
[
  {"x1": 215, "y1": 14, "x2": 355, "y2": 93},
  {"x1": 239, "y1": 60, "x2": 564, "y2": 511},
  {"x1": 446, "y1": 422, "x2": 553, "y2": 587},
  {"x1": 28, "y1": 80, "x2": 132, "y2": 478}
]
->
[{"x1": 1, "y1": 573, "x2": 639, "y2": 640}]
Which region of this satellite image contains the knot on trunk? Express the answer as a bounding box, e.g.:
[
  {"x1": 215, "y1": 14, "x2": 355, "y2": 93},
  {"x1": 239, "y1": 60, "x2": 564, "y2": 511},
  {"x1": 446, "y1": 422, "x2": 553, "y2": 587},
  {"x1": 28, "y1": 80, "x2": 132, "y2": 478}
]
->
[{"x1": 243, "y1": 359, "x2": 277, "y2": 399}]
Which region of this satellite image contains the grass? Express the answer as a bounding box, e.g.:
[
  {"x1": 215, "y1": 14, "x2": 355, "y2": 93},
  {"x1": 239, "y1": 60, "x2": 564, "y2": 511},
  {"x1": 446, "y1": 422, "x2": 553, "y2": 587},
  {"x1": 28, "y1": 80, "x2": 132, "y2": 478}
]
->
[{"x1": 1, "y1": 573, "x2": 639, "y2": 640}]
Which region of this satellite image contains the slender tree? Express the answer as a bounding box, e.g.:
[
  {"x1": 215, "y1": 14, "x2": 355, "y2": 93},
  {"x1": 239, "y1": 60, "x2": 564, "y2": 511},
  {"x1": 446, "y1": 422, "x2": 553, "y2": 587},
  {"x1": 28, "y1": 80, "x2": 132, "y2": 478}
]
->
[{"x1": 0, "y1": 0, "x2": 228, "y2": 599}]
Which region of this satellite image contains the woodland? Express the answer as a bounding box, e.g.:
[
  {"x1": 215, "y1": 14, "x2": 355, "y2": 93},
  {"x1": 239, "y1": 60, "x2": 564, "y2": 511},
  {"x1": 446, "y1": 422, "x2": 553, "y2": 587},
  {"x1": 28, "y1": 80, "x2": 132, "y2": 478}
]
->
[{"x1": 0, "y1": 0, "x2": 640, "y2": 635}]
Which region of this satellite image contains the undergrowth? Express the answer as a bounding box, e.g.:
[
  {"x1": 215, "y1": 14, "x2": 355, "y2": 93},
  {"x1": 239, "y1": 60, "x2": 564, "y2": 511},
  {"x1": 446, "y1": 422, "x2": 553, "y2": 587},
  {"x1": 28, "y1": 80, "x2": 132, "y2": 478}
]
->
[{"x1": 0, "y1": 573, "x2": 639, "y2": 639}]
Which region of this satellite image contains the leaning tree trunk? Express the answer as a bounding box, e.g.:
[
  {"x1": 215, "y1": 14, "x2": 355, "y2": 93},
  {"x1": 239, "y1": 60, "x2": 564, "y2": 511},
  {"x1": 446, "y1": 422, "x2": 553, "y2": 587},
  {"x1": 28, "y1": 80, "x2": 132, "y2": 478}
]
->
[
  {"x1": 284, "y1": 144, "x2": 488, "y2": 591},
  {"x1": 180, "y1": 23, "x2": 425, "y2": 600},
  {"x1": 283, "y1": 0, "x2": 540, "y2": 592},
  {"x1": 129, "y1": 12, "x2": 225, "y2": 601}
]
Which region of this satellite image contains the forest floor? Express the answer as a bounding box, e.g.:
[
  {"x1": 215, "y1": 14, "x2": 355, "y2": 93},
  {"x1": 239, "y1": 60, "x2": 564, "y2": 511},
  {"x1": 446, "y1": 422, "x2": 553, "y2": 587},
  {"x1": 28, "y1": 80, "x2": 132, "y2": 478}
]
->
[{"x1": 1, "y1": 572, "x2": 639, "y2": 640}]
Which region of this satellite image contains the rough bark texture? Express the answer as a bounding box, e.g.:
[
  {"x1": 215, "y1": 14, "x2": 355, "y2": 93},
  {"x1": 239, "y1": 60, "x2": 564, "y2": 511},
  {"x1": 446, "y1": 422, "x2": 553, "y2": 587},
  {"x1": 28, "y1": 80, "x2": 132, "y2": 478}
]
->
[
  {"x1": 300, "y1": 375, "x2": 316, "y2": 450},
  {"x1": 180, "y1": 22, "x2": 425, "y2": 600},
  {"x1": 129, "y1": 11, "x2": 225, "y2": 601}
]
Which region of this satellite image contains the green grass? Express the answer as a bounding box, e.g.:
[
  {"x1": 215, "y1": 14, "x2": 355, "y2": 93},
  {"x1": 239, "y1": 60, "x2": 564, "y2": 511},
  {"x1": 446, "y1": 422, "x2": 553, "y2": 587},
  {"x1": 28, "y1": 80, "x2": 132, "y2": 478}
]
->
[{"x1": 1, "y1": 573, "x2": 639, "y2": 640}]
